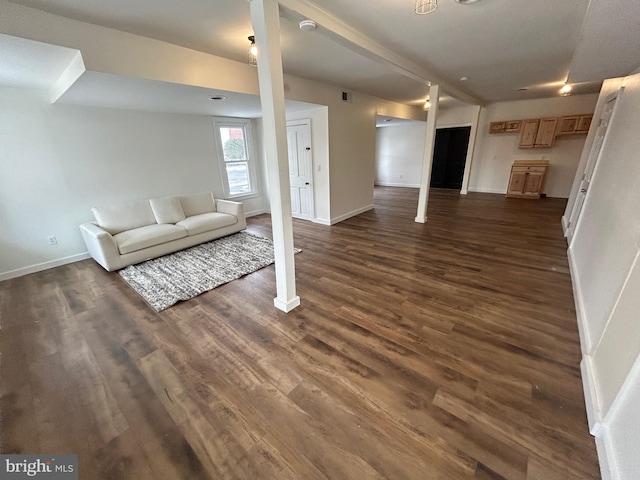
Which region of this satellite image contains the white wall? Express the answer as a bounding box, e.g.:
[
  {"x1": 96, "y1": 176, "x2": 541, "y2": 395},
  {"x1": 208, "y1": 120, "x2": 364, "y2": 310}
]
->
[
  {"x1": 283, "y1": 74, "x2": 423, "y2": 224},
  {"x1": 0, "y1": 87, "x2": 268, "y2": 279},
  {"x1": 375, "y1": 123, "x2": 425, "y2": 188},
  {"x1": 469, "y1": 94, "x2": 599, "y2": 197},
  {"x1": 0, "y1": 2, "x2": 425, "y2": 276},
  {"x1": 286, "y1": 107, "x2": 331, "y2": 224},
  {"x1": 567, "y1": 71, "x2": 640, "y2": 480}
]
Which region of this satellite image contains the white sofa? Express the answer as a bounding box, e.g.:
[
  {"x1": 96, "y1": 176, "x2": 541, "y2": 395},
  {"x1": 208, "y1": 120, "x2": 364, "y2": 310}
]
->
[{"x1": 80, "y1": 192, "x2": 246, "y2": 271}]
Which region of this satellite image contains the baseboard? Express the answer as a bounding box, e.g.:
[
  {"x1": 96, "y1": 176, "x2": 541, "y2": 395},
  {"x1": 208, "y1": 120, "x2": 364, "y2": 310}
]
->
[
  {"x1": 0, "y1": 252, "x2": 91, "y2": 282},
  {"x1": 596, "y1": 434, "x2": 613, "y2": 480},
  {"x1": 245, "y1": 208, "x2": 268, "y2": 217},
  {"x1": 467, "y1": 187, "x2": 506, "y2": 195},
  {"x1": 567, "y1": 245, "x2": 592, "y2": 355},
  {"x1": 330, "y1": 204, "x2": 374, "y2": 225},
  {"x1": 581, "y1": 357, "x2": 603, "y2": 436},
  {"x1": 313, "y1": 218, "x2": 331, "y2": 226},
  {"x1": 375, "y1": 182, "x2": 420, "y2": 188},
  {"x1": 561, "y1": 215, "x2": 569, "y2": 236}
]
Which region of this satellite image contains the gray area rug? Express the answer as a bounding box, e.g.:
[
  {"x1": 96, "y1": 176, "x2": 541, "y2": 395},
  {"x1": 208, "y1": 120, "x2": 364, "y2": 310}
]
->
[{"x1": 119, "y1": 231, "x2": 299, "y2": 311}]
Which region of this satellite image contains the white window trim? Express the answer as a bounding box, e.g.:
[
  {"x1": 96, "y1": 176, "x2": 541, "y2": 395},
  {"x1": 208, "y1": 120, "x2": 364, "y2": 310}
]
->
[{"x1": 213, "y1": 117, "x2": 259, "y2": 200}]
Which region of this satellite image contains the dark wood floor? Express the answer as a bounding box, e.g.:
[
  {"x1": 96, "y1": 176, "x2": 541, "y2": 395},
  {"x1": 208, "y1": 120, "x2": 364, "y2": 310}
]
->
[{"x1": 0, "y1": 187, "x2": 600, "y2": 479}]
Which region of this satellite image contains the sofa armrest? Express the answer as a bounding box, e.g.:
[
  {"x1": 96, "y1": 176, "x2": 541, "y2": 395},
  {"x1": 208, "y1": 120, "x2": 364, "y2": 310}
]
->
[
  {"x1": 216, "y1": 200, "x2": 246, "y2": 230},
  {"x1": 216, "y1": 200, "x2": 244, "y2": 219},
  {"x1": 79, "y1": 222, "x2": 121, "y2": 271}
]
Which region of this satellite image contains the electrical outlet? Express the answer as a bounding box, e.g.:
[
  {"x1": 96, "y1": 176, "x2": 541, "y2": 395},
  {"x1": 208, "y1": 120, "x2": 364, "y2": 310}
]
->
[{"x1": 47, "y1": 236, "x2": 57, "y2": 245}]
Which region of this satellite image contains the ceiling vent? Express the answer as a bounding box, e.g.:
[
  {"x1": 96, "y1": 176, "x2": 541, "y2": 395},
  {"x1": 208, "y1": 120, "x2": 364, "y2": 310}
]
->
[{"x1": 299, "y1": 20, "x2": 317, "y2": 31}]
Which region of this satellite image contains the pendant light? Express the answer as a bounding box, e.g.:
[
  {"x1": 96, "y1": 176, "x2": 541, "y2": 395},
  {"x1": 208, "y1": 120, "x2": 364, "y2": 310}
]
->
[
  {"x1": 415, "y1": 0, "x2": 437, "y2": 14},
  {"x1": 248, "y1": 35, "x2": 257, "y2": 66}
]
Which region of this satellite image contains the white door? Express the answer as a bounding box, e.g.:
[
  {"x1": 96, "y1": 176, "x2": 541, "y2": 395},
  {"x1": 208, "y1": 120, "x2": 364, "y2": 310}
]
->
[
  {"x1": 566, "y1": 90, "x2": 621, "y2": 243},
  {"x1": 287, "y1": 120, "x2": 314, "y2": 221}
]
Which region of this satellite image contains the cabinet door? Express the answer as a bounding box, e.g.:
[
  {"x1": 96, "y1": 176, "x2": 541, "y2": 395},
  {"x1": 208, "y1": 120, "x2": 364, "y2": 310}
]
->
[
  {"x1": 519, "y1": 120, "x2": 540, "y2": 148},
  {"x1": 557, "y1": 116, "x2": 579, "y2": 135},
  {"x1": 534, "y1": 118, "x2": 558, "y2": 147},
  {"x1": 577, "y1": 114, "x2": 593, "y2": 133},
  {"x1": 523, "y1": 171, "x2": 544, "y2": 195},
  {"x1": 507, "y1": 169, "x2": 528, "y2": 195},
  {"x1": 489, "y1": 121, "x2": 506, "y2": 134}
]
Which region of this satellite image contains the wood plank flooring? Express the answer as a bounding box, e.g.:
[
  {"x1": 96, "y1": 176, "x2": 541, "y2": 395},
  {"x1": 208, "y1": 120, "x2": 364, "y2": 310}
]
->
[{"x1": 0, "y1": 187, "x2": 600, "y2": 479}]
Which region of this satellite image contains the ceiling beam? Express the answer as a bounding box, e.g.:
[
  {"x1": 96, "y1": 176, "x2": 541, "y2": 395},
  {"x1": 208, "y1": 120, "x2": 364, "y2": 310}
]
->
[{"x1": 278, "y1": 0, "x2": 485, "y2": 106}]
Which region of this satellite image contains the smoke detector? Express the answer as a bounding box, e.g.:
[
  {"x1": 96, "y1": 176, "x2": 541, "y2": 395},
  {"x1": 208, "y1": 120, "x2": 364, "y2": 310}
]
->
[{"x1": 299, "y1": 20, "x2": 317, "y2": 31}]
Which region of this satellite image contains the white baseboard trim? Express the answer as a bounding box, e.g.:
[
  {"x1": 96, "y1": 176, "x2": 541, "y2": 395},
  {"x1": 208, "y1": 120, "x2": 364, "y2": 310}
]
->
[
  {"x1": 568, "y1": 245, "x2": 592, "y2": 355},
  {"x1": 330, "y1": 204, "x2": 374, "y2": 225},
  {"x1": 467, "y1": 187, "x2": 506, "y2": 195},
  {"x1": 375, "y1": 182, "x2": 420, "y2": 188},
  {"x1": 596, "y1": 434, "x2": 613, "y2": 480},
  {"x1": 274, "y1": 295, "x2": 300, "y2": 312},
  {"x1": 313, "y1": 218, "x2": 331, "y2": 226},
  {"x1": 581, "y1": 357, "x2": 603, "y2": 436},
  {"x1": 0, "y1": 252, "x2": 91, "y2": 282},
  {"x1": 561, "y1": 215, "x2": 569, "y2": 236},
  {"x1": 245, "y1": 208, "x2": 268, "y2": 217}
]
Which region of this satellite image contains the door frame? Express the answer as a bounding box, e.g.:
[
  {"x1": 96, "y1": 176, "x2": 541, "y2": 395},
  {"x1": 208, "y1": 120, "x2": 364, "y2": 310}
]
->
[
  {"x1": 436, "y1": 105, "x2": 482, "y2": 195},
  {"x1": 286, "y1": 118, "x2": 315, "y2": 221}
]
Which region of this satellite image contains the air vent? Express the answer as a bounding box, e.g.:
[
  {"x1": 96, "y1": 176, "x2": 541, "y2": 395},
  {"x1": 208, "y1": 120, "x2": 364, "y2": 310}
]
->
[{"x1": 341, "y1": 91, "x2": 352, "y2": 103}]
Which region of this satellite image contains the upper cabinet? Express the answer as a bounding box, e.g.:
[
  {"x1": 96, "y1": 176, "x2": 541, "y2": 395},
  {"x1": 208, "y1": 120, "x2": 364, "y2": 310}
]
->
[
  {"x1": 557, "y1": 114, "x2": 593, "y2": 136},
  {"x1": 490, "y1": 113, "x2": 594, "y2": 149},
  {"x1": 518, "y1": 117, "x2": 558, "y2": 149}
]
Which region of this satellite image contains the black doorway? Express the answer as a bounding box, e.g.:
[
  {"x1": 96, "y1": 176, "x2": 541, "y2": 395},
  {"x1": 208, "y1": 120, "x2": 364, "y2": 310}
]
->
[{"x1": 430, "y1": 126, "x2": 471, "y2": 189}]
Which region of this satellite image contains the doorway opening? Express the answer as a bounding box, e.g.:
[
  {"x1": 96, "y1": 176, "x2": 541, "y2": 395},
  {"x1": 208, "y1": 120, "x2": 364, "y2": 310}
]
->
[{"x1": 430, "y1": 126, "x2": 471, "y2": 189}]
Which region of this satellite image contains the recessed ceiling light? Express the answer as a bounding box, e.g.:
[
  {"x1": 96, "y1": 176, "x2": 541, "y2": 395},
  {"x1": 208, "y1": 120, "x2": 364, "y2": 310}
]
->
[
  {"x1": 209, "y1": 95, "x2": 226, "y2": 101},
  {"x1": 460, "y1": 76, "x2": 469, "y2": 81},
  {"x1": 455, "y1": 0, "x2": 482, "y2": 3},
  {"x1": 516, "y1": 87, "x2": 529, "y2": 91}
]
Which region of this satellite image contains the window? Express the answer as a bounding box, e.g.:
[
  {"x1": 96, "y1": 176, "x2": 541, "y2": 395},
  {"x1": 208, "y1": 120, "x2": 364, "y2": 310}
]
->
[{"x1": 213, "y1": 118, "x2": 258, "y2": 198}]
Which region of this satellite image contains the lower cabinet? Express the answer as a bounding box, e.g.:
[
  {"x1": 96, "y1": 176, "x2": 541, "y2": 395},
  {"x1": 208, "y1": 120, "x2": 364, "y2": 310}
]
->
[{"x1": 506, "y1": 160, "x2": 549, "y2": 199}]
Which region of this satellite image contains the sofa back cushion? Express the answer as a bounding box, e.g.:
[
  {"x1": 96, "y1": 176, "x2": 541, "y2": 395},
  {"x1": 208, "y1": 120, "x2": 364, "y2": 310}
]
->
[
  {"x1": 149, "y1": 196, "x2": 186, "y2": 224},
  {"x1": 92, "y1": 200, "x2": 156, "y2": 235},
  {"x1": 179, "y1": 192, "x2": 217, "y2": 217}
]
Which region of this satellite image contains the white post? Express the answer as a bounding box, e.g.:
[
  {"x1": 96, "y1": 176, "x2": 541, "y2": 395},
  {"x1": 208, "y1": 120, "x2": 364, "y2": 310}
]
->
[
  {"x1": 250, "y1": 0, "x2": 300, "y2": 312},
  {"x1": 415, "y1": 84, "x2": 440, "y2": 223}
]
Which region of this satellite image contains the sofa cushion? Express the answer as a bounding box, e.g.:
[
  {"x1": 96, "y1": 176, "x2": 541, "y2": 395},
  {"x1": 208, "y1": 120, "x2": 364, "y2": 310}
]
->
[
  {"x1": 92, "y1": 200, "x2": 156, "y2": 235},
  {"x1": 114, "y1": 224, "x2": 188, "y2": 255},
  {"x1": 179, "y1": 192, "x2": 216, "y2": 217},
  {"x1": 176, "y1": 212, "x2": 237, "y2": 236},
  {"x1": 150, "y1": 196, "x2": 186, "y2": 224}
]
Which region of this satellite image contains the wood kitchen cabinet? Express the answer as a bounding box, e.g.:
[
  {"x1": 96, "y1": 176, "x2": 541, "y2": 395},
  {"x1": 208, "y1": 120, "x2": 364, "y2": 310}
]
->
[
  {"x1": 519, "y1": 118, "x2": 558, "y2": 148},
  {"x1": 506, "y1": 160, "x2": 549, "y2": 199}
]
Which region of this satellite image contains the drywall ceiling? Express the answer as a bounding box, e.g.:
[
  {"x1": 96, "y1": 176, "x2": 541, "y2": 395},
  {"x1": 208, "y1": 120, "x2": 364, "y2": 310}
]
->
[{"x1": 3, "y1": 0, "x2": 640, "y2": 108}]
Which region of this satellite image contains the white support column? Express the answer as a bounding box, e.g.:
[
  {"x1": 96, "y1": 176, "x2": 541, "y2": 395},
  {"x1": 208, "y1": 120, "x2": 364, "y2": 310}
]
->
[
  {"x1": 415, "y1": 84, "x2": 440, "y2": 223},
  {"x1": 250, "y1": 0, "x2": 300, "y2": 312}
]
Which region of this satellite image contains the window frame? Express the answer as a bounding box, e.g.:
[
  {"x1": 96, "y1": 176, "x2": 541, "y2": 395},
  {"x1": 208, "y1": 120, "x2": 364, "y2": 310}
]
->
[{"x1": 213, "y1": 117, "x2": 259, "y2": 200}]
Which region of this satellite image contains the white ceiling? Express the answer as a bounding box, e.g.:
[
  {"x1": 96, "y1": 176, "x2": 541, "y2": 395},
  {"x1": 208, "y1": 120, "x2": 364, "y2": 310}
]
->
[{"x1": 2, "y1": 0, "x2": 640, "y2": 112}]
